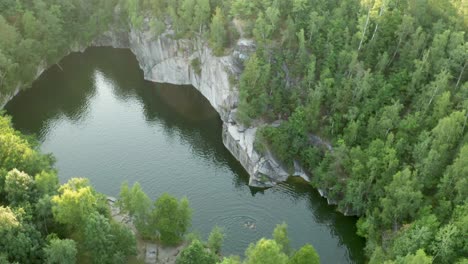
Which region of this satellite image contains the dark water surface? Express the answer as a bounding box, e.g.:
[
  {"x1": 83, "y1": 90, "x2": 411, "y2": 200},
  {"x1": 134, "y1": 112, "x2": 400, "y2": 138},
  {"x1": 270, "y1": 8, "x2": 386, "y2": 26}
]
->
[{"x1": 5, "y1": 48, "x2": 365, "y2": 263}]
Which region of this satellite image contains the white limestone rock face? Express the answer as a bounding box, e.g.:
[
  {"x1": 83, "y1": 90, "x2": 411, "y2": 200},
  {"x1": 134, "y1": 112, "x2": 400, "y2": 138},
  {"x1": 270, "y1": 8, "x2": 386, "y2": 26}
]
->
[
  {"x1": 94, "y1": 26, "x2": 313, "y2": 188},
  {"x1": 128, "y1": 29, "x2": 237, "y2": 122}
]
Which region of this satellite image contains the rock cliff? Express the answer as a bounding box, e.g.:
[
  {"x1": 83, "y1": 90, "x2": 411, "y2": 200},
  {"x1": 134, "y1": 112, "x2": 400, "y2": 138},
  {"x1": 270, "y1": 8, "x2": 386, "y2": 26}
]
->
[{"x1": 93, "y1": 25, "x2": 310, "y2": 188}]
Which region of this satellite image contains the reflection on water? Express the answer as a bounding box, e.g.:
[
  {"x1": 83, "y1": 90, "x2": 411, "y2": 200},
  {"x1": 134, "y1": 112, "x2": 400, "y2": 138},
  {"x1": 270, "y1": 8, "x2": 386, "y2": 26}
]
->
[{"x1": 5, "y1": 48, "x2": 365, "y2": 263}]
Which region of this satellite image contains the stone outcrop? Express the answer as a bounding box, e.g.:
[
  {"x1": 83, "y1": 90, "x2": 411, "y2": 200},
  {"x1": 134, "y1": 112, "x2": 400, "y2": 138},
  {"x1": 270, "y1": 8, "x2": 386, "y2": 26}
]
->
[{"x1": 93, "y1": 24, "x2": 311, "y2": 188}]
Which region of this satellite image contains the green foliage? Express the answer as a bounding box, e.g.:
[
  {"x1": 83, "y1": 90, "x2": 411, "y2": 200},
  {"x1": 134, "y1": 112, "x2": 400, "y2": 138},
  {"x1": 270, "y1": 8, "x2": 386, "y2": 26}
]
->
[
  {"x1": 52, "y1": 178, "x2": 99, "y2": 230},
  {"x1": 110, "y1": 221, "x2": 138, "y2": 258},
  {"x1": 245, "y1": 239, "x2": 288, "y2": 264},
  {"x1": 118, "y1": 181, "x2": 152, "y2": 237},
  {"x1": 0, "y1": 0, "x2": 117, "y2": 97},
  {"x1": 153, "y1": 193, "x2": 192, "y2": 245},
  {"x1": 126, "y1": 0, "x2": 144, "y2": 28},
  {"x1": 207, "y1": 225, "x2": 225, "y2": 255},
  {"x1": 0, "y1": 206, "x2": 19, "y2": 232},
  {"x1": 237, "y1": 54, "x2": 271, "y2": 125},
  {"x1": 289, "y1": 244, "x2": 320, "y2": 264},
  {"x1": 83, "y1": 212, "x2": 136, "y2": 264},
  {"x1": 391, "y1": 249, "x2": 432, "y2": 264},
  {"x1": 150, "y1": 18, "x2": 166, "y2": 37},
  {"x1": 218, "y1": 256, "x2": 241, "y2": 264},
  {"x1": 210, "y1": 7, "x2": 227, "y2": 56},
  {"x1": 0, "y1": 219, "x2": 45, "y2": 264},
  {"x1": 4, "y1": 169, "x2": 34, "y2": 205},
  {"x1": 0, "y1": 116, "x2": 53, "y2": 177},
  {"x1": 391, "y1": 214, "x2": 439, "y2": 258},
  {"x1": 273, "y1": 222, "x2": 290, "y2": 255},
  {"x1": 44, "y1": 238, "x2": 77, "y2": 264},
  {"x1": 191, "y1": 57, "x2": 202, "y2": 76},
  {"x1": 119, "y1": 183, "x2": 193, "y2": 244},
  {"x1": 431, "y1": 224, "x2": 460, "y2": 264},
  {"x1": 176, "y1": 239, "x2": 217, "y2": 264},
  {"x1": 380, "y1": 168, "x2": 423, "y2": 230},
  {"x1": 35, "y1": 171, "x2": 58, "y2": 196}
]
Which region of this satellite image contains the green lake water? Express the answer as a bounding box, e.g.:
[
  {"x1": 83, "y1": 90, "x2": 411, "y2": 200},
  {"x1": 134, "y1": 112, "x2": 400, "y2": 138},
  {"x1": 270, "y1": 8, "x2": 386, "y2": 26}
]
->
[{"x1": 5, "y1": 47, "x2": 365, "y2": 263}]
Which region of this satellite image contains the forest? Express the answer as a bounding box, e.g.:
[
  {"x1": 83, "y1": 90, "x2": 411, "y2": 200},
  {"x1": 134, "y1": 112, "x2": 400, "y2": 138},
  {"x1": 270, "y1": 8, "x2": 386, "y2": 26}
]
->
[{"x1": 0, "y1": 0, "x2": 467, "y2": 263}]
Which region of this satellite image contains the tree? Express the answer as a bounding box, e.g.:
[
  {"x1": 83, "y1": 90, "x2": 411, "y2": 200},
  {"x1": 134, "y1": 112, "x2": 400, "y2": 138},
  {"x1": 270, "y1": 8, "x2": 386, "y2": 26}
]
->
[
  {"x1": 431, "y1": 224, "x2": 459, "y2": 263},
  {"x1": 0, "y1": 16, "x2": 18, "y2": 51},
  {"x1": 245, "y1": 239, "x2": 288, "y2": 264},
  {"x1": 393, "y1": 249, "x2": 432, "y2": 264},
  {"x1": 230, "y1": 0, "x2": 255, "y2": 19},
  {"x1": 438, "y1": 145, "x2": 468, "y2": 206},
  {"x1": 0, "y1": 222, "x2": 44, "y2": 264},
  {"x1": 380, "y1": 168, "x2": 423, "y2": 231},
  {"x1": 180, "y1": 0, "x2": 195, "y2": 33},
  {"x1": 218, "y1": 256, "x2": 241, "y2": 264},
  {"x1": 35, "y1": 195, "x2": 54, "y2": 234},
  {"x1": 84, "y1": 212, "x2": 114, "y2": 264},
  {"x1": 83, "y1": 212, "x2": 136, "y2": 264},
  {"x1": 4, "y1": 169, "x2": 34, "y2": 205},
  {"x1": 237, "y1": 54, "x2": 270, "y2": 125},
  {"x1": 110, "y1": 221, "x2": 137, "y2": 261},
  {"x1": 118, "y1": 182, "x2": 152, "y2": 237},
  {"x1": 52, "y1": 178, "x2": 98, "y2": 230},
  {"x1": 273, "y1": 223, "x2": 291, "y2": 255},
  {"x1": 194, "y1": 0, "x2": 211, "y2": 33},
  {"x1": 207, "y1": 225, "x2": 224, "y2": 255},
  {"x1": 118, "y1": 182, "x2": 151, "y2": 217},
  {"x1": 153, "y1": 193, "x2": 192, "y2": 245},
  {"x1": 418, "y1": 110, "x2": 466, "y2": 188},
  {"x1": 210, "y1": 7, "x2": 227, "y2": 56},
  {"x1": 126, "y1": 0, "x2": 144, "y2": 28},
  {"x1": 44, "y1": 238, "x2": 77, "y2": 264},
  {"x1": 176, "y1": 239, "x2": 217, "y2": 264},
  {"x1": 391, "y1": 214, "x2": 439, "y2": 258},
  {"x1": 289, "y1": 244, "x2": 320, "y2": 264},
  {"x1": 35, "y1": 171, "x2": 58, "y2": 196},
  {"x1": 252, "y1": 12, "x2": 269, "y2": 44},
  {"x1": 21, "y1": 11, "x2": 43, "y2": 40},
  {"x1": 0, "y1": 206, "x2": 19, "y2": 232}
]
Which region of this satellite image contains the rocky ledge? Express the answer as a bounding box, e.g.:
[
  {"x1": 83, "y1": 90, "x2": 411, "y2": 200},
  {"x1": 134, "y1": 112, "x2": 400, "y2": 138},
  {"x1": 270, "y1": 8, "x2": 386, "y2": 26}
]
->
[{"x1": 92, "y1": 23, "x2": 310, "y2": 188}]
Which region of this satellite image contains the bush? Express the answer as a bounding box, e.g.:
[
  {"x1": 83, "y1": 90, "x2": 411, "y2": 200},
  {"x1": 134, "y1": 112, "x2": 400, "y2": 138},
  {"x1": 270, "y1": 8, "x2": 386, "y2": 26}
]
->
[
  {"x1": 191, "y1": 58, "x2": 202, "y2": 76},
  {"x1": 153, "y1": 193, "x2": 192, "y2": 245},
  {"x1": 176, "y1": 240, "x2": 217, "y2": 264},
  {"x1": 207, "y1": 226, "x2": 224, "y2": 254}
]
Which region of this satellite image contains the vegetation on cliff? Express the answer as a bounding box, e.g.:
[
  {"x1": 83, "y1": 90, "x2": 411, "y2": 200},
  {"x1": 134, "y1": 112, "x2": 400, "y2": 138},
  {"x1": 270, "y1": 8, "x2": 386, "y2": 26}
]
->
[{"x1": 0, "y1": 0, "x2": 118, "y2": 100}]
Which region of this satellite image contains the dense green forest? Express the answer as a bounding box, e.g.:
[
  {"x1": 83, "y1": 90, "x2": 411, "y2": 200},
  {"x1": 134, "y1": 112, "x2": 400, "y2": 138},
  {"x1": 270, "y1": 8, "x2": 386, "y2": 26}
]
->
[
  {"x1": 0, "y1": 0, "x2": 123, "y2": 103},
  {"x1": 0, "y1": 0, "x2": 467, "y2": 263}
]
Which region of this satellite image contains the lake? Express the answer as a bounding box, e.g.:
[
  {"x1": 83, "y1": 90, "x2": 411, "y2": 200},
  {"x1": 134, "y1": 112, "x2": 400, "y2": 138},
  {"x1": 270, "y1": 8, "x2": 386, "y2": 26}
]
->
[{"x1": 5, "y1": 47, "x2": 365, "y2": 263}]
